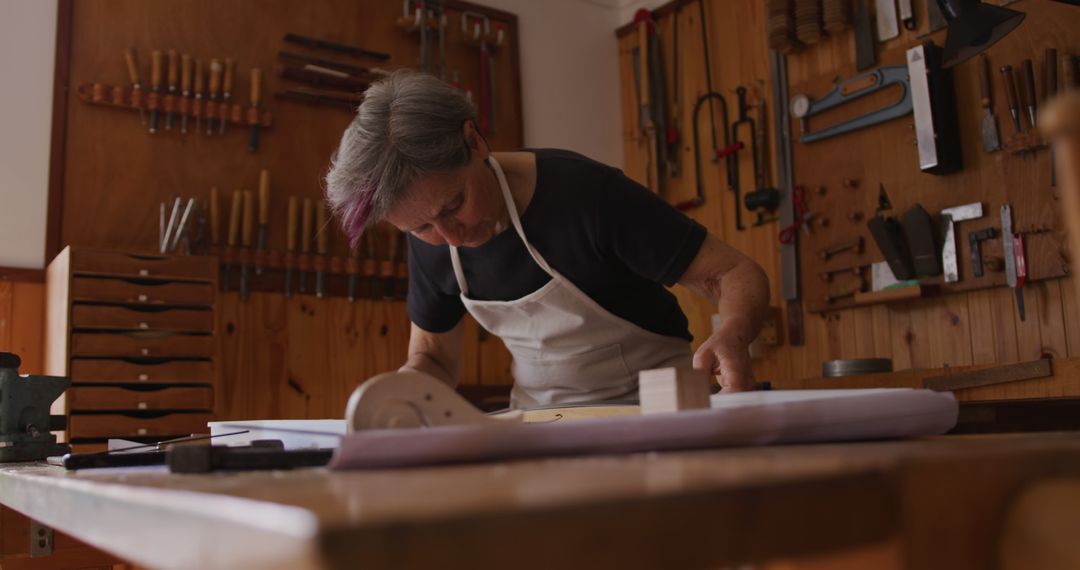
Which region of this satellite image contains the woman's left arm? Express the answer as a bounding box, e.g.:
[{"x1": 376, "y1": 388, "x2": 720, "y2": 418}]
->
[{"x1": 676, "y1": 233, "x2": 771, "y2": 391}]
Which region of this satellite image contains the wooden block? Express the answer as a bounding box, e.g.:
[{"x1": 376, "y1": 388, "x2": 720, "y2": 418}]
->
[{"x1": 638, "y1": 367, "x2": 711, "y2": 414}]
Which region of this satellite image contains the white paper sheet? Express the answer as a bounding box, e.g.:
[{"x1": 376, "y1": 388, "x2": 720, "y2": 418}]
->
[{"x1": 329, "y1": 388, "x2": 958, "y2": 470}]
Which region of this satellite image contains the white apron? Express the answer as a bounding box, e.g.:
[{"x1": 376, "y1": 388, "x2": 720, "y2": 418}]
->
[{"x1": 450, "y1": 156, "x2": 693, "y2": 408}]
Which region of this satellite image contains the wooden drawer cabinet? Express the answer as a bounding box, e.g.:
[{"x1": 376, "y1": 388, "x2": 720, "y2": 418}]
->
[
  {"x1": 72, "y1": 277, "x2": 214, "y2": 306},
  {"x1": 67, "y1": 386, "x2": 213, "y2": 412},
  {"x1": 71, "y1": 305, "x2": 213, "y2": 333},
  {"x1": 47, "y1": 246, "x2": 219, "y2": 443},
  {"x1": 70, "y1": 250, "x2": 216, "y2": 281},
  {"x1": 71, "y1": 332, "x2": 215, "y2": 358},
  {"x1": 68, "y1": 413, "x2": 214, "y2": 439}
]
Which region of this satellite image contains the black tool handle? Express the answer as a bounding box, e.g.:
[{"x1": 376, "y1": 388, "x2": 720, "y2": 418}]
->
[{"x1": 979, "y1": 55, "x2": 993, "y2": 109}]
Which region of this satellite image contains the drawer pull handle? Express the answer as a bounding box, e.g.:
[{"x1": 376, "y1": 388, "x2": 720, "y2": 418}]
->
[
  {"x1": 137, "y1": 428, "x2": 147, "y2": 436},
  {"x1": 138, "y1": 322, "x2": 149, "y2": 329},
  {"x1": 140, "y1": 348, "x2": 150, "y2": 356},
  {"x1": 138, "y1": 373, "x2": 149, "y2": 381},
  {"x1": 138, "y1": 294, "x2": 148, "y2": 302},
  {"x1": 137, "y1": 402, "x2": 147, "y2": 410},
  {"x1": 139, "y1": 269, "x2": 149, "y2": 276}
]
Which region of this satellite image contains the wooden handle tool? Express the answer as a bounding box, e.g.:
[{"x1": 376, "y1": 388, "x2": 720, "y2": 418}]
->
[
  {"x1": 248, "y1": 68, "x2": 263, "y2": 152},
  {"x1": 207, "y1": 59, "x2": 222, "y2": 135},
  {"x1": 180, "y1": 53, "x2": 192, "y2": 133},
  {"x1": 149, "y1": 50, "x2": 163, "y2": 133},
  {"x1": 979, "y1": 55, "x2": 993, "y2": 110},
  {"x1": 1040, "y1": 93, "x2": 1080, "y2": 303},
  {"x1": 258, "y1": 170, "x2": 271, "y2": 226},
  {"x1": 165, "y1": 49, "x2": 178, "y2": 131},
  {"x1": 124, "y1": 48, "x2": 146, "y2": 125},
  {"x1": 1001, "y1": 64, "x2": 1022, "y2": 133},
  {"x1": 220, "y1": 58, "x2": 235, "y2": 134},
  {"x1": 228, "y1": 190, "x2": 243, "y2": 248}
]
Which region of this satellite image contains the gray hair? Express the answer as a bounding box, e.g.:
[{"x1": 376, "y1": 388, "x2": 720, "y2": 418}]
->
[{"x1": 325, "y1": 70, "x2": 477, "y2": 243}]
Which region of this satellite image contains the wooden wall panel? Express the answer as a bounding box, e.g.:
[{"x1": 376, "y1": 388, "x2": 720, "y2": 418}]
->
[
  {"x1": 618, "y1": 1, "x2": 1080, "y2": 385},
  {"x1": 0, "y1": 282, "x2": 45, "y2": 375}
]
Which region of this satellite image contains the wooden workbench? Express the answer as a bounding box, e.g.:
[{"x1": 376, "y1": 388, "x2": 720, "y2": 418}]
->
[{"x1": 3, "y1": 433, "x2": 1080, "y2": 569}]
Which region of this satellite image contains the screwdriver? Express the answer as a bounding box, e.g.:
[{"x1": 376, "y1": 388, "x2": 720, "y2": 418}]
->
[
  {"x1": 1000, "y1": 64, "x2": 1022, "y2": 133},
  {"x1": 1021, "y1": 59, "x2": 1037, "y2": 129},
  {"x1": 240, "y1": 190, "x2": 254, "y2": 301},
  {"x1": 210, "y1": 187, "x2": 223, "y2": 288},
  {"x1": 256, "y1": 170, "x2": 270, "y2": 276},
  {"x1": 207, "y1": 59, "x2": 222, "y2": 135},
  {"x1": 220, "y1": 58, "x2": 235, "y2": 135},
  {"x1": 180, "y1": 54, "x2": 192, "y2": 134},
  {"x1": 315, "y1": 200, "x2": 329, "y2": 298},
  {"x1": 285, "y1": 196, "x2": 298, "y2": 297},
  {"x1": 300, "y1": 197, "x2": 313, "y2": 293},
  {"x1": 248, "y1": 68, "x2": 263, "y2": 152},
  {"x1": 165, "y1": 49, "x2": 178, "y2": 131},
  {"x1": 123, "y1": 48, "x2": 146, "y2": 125},
  {"x1": 226, "y1": 190, "x2": 243, "y2": 292},
  {"x1": 149, "y1": 50, "x2": 163, "y2": 134},
  {"x1": 193, "y1": 59, "x2": 204, "y2": 134}
]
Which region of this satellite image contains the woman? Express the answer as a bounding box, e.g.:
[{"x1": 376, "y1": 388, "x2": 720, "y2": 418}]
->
[{"x1": 326, "y1": 70, "x2": 769, "y2": 409}]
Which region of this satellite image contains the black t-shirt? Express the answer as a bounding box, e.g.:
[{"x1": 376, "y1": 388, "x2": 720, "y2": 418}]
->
[{"x1": 406, "y1": 149, "x2": 708, "y2": 341}]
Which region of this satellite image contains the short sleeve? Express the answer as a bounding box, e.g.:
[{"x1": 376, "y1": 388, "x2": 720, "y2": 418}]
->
[
  {"x1": 595, "y1": 169, "x2": 708, "y2": 286},
  {"x1": 406, "y1": 235, "x2": 467, "y2": 333}
]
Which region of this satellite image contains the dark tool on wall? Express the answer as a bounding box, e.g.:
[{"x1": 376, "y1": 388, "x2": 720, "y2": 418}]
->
[
  {"x1": 283, "y1": 32, "x2": 391, "y2": 61},
  {"x1": 854, "y1": 0, "x2": 876, "y2": 71},
  {"x1": 906, "y1": 42, "x2": 962, "y2": 174},
  {"x1": 791, "y1": 66, "x2": 913, "y2": 144},
  {"x1": 899, "y1": 0, "x2": 916, "y2": 30},
  {"x1": 180, "y1": 54, "x2": 192, "y2": 134},
  {"x1": 1020, "y1": 59, "x2": 1038, "y2": 129},
  {"x1": 876, "y1": 0, "x2": 900, "y2": 40},
  {"x1": 165, "y1": 49, "x2": 178, "y2": 131},
  {"x1": 1000, "y1": 64, "x2": 1023, "y2": 133},
  {"x1": 123, "y1": 49, "x2": 146, "y2": 126},
  {"x1": 968, "y1": 227, "x2": 996, "y2": 278},
  {"x1": 149, "y1": 50, "x2": 163, "y2": 134},
  {"x1": 902, "y1": 204, "x2": 940, "y2": 276},
  {"x1": 168, "y1": 441, "x2": 333, "y2": 474},
  {"x1": 978, "y1": 54, "x2": 1002, "y2": 152},
  {"x1": 285, "y1": 196, "x2": 298, "y2": 297},
  {"x1": 770, "y1": 50, "x2": 803, "y2": 346},
  {"x1": 278, "y1": 65, "x2": 370, "y2": 92},
  {"x1": 54, "y1": 431, "x2": 251, "y2": 470},
  {"x1": 1001, "y1": 203, "x2": 1025, "y2": 321},
  {"x1": 277, "y1": 51, "x2": 381, "y2": 78},
  {"x1": 940, "y1": 202, "x2": 983, "y2": 283},
  {"x1": 0, "y1": 352, "x2": 70, "y2": 463},
  {"x1": 207, "y1": 59, "x2": 222, "y2": 135},
  {"x1": 300, "y1": 197, "x2": 313, "y2": 294},
  {"x1": 819, "y1": 236, "x2": 864, "y2": 261},
  {"x1": 935, "y1": 0, "x2": 1025, "y2": 68},
  {"x1": 220, "y1": 58, "x2": 236, "y2": 135},
  {"x1": 745, "y1": 188, "x2": 781, "y2": 226},
  {"x1": 729, "y1": 87, "x2": 757, "y2": 231},
  {"x1": 193, "y1": 58, "x2": 204, "y2": 134},
  {"x1": 868, "y1": 215, "x2": 914, "y2": 280},
  {"x1": 256, "y1": 170, "x2": 270, "y2": 276},
  {"x1": 226, "y1": 190, "x2": 242, "y2": 292},
  {"x1": 667, "y1": 1, "x2": 682, "y2": 177},
  {"x1": 637, "y1": 8, "x2": 671, "y2": 186},
  {"x1": 316, "y1": 200, "x2": 329, "y2": 299},
  {"x1": 248, "y1": 68, "x2": 263, "y2": 152},
  {"x1": 240, "y1": 190, "x2": 254, "y2": 301}
]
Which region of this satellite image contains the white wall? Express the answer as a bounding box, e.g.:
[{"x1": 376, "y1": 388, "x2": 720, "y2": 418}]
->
[
  {"x1": 0, "y1": 0, "x2": 632, "y2": 269},
  {"x1": 0, "y1": 0, "x2": 58, "y2": 269}
]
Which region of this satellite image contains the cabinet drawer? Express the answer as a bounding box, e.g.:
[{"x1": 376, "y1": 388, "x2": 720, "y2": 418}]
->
[
  {"x1": 68, "y1": 413, "x2": 212, "y2": 439},
  {"x1": 71, "y1": 249, "x2": 216, "y2": 281},
  {"x1": 71, "y1": 359, "x2": 213, "y2": 385},
  {"x1": 67, "y1": 386, "x2": 213, "y2": 412},
  {"x1": 71, "y1": 305, "x2": 213, "y2": 332},
  {"x1": 71, "y1": 277, "x2": 214, "y2": 306},
  {"x1": 71, "y1": 332, "x2": 214, "y2": 358}
]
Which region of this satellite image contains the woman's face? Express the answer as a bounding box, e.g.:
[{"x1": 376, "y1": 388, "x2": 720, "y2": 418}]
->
[{"x1": 385, "y1": 122, "x2": 507, "y2": 247}]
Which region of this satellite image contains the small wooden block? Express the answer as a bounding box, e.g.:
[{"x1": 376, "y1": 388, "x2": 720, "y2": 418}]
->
[{"x1": 638, "y1": 367, "x2": 711, "y2": 414}]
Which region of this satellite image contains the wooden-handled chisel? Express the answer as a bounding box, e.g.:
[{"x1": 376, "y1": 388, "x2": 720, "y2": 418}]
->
[
  {"x1": 315, "y1": 200, "x2": 329, "y2": 298},
  {"x1": 256, "y1": 170, "x2": 270, "y2": 275},
  {"x1": 207, "y1": 59, "x2": 222, "y2": 135},
  {"x1": 149, "y1": 50, "x2": 163, "y2": 134},
  {"x1": 249, "y1": 68, "x2": 263, "y2": 152},
  {"x1": 285, "y1": 196, "x2": 299, "y2": 297},
  {"x1": 1000, "y1": 64, "x2": 1023, "y2": 133},
  {"x1": 180, "y1": 54, "x2": 192, "y2": 134},
  {"x1": 166, "y1": 49, "x2": 178, "y2": 131},
  {"x1": 1021, "y1": 59, "x2": 1038, "y2": 129},
  {"x1": 300, "y1": 198, "x2": 313, "y2": 293},
  {"x1": 226, "y1": 190, "x2": 243, "y2": 292},
  {"x1": 240, "y1": 190, "x2": 254, "y2": 300},
  {"x1": 220, "y1": 58, "x2": 235, "y2": 135},
  {"x1": 124, "y1": 49, "x2": 146, "y2": 125},
  {"x1": 193, "y1": 59, "x2": 204, "y2": 134},
  {"x1": 979, "y1": 55, "x2": 1001, "y2": 152}
]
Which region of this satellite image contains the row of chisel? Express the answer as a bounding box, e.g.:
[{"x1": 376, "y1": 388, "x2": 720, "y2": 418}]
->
[
  {"x1": 206, "y1": 172, "x2": 406, "y2": 301},
  {"x1": 124, "y1": 48, "x2": 264, "y2": 151}
]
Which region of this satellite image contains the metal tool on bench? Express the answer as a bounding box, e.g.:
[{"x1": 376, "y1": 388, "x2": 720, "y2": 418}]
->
[
  {"x1": 169, "y1": 440, "x2": 334, "y2": 474},
  {"x1": 969, "y1": 227, "x2": 997, "y2": 278},
  {"x1": 978, "y1": 54, "x2": 1002, "y2": 152},
  {"x1": 940, "y1": 202, "x2": 983, "y2": 283},
  {"x1": 907, "y1": 42, "x2": 962, "y2": 174},
  {"x1": 0, "y1": 352, "x2": 70, "y2": 462},
  {"x1": 1001, "y1": 204, "x2": 1026, "y2": 321},
  {"x1": 791, "y1": 66, "x2": 914, "y2": 144},
  {"x1": 729, "y1": 86, "x2": 756, "y2": 231}
]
